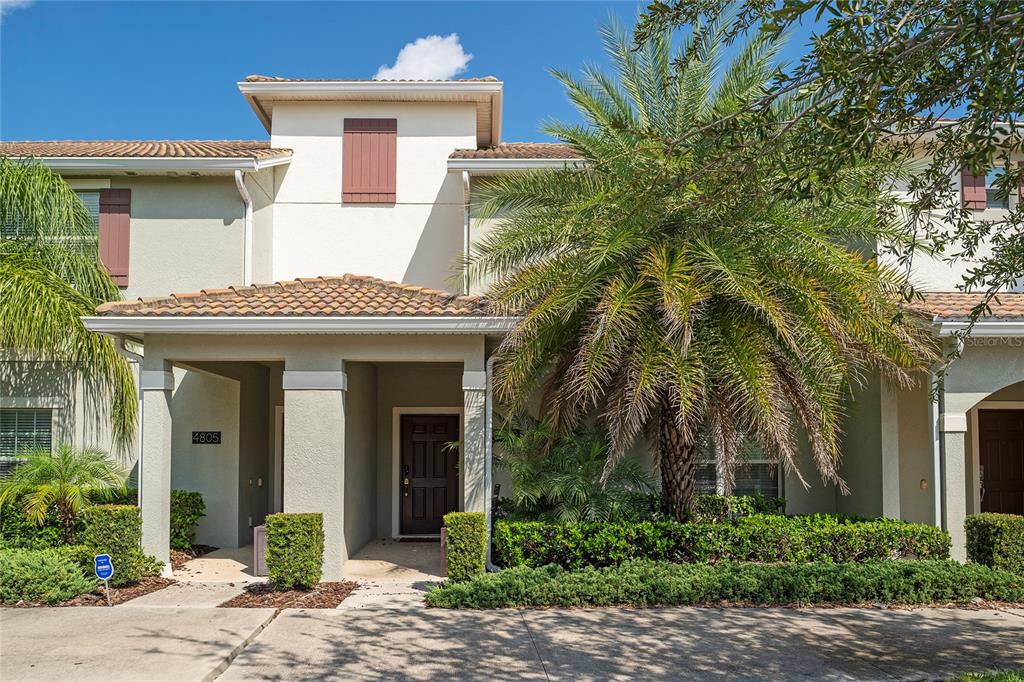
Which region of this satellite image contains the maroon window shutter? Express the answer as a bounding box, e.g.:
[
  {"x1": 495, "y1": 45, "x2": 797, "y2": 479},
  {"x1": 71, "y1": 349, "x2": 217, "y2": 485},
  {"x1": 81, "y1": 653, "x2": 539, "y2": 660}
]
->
[
  {"x1": 961, "y1": 166, "x2": 986, "y2": 210},
  {"x1": 343, "y1": 118, "x2": 397, "y2": 203},
  {"x1": 99, "y1": 188, "x2": 131, "y2": 286}
]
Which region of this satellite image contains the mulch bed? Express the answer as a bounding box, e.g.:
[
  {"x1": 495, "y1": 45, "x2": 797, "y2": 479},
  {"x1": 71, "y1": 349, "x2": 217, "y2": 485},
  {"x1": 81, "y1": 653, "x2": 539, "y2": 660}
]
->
[
  {"x1": 2, "y1": 576, "x2": 175, "y2": 608},
  {"x1": 219, "y1": 581, "x2": 358, "y2": 609},
  {"x1": 170, "y1": 544, "x2": 218, "y2": 571}
]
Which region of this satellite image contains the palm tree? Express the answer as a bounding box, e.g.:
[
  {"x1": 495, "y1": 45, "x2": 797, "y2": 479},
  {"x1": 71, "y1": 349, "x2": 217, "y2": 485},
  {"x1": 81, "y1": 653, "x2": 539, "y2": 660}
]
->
[
  {"x1": 0, "y1": 157, "x2": 137, "y2": 450},
  {"x1": 0, "y1": 444, "x2": 127, "y2": 543},
  {"x1": 465, "y1": 20, "x2": 938, "y2": 520}
]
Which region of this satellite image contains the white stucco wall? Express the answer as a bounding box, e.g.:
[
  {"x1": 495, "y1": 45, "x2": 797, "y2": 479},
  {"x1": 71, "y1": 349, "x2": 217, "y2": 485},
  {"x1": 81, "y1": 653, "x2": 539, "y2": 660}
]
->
[
  {"x1": 170, "y1": 367, "x2": 241, "y2": 549},
  {"x1": 270, "y1": 101, "x2": 476, "y2": 289}
]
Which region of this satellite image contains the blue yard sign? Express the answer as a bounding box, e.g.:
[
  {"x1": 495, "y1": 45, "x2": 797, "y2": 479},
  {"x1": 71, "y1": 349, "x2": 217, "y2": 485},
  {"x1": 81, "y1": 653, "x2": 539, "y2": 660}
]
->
[
  {"x1": 94, "y1": 554, "x2": 115, "y2": 605},
  {"x1": 94, "y1": 553, "x2": 114, "y2": 581}
]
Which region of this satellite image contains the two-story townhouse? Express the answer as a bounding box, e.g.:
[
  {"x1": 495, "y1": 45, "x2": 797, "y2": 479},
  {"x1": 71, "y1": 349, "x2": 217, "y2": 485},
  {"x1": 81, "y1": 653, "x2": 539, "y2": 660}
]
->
[{"x1": 1, "y1": 75, "x2": 1021, "y2": 577}]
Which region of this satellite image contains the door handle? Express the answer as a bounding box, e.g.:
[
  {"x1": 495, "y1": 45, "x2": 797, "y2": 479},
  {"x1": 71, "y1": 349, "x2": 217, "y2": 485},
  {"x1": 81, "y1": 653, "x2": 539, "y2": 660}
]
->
[{"x1": 403, "y1": 477, "x2": 410, "y2": 497}]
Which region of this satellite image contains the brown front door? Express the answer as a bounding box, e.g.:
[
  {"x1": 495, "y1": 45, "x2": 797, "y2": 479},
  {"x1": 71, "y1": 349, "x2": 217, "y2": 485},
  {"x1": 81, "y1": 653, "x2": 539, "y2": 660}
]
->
[
  {"x1": 978, "y1": 409, "x2": 1024, "y2": 514},
  {"x1": 400, "y1": 414, "x2": 459, "y2": 535}
]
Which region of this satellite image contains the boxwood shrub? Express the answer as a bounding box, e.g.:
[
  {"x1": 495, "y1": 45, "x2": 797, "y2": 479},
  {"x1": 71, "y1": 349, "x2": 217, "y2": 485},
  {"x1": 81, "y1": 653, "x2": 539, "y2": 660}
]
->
[
  {"x1": 0, "y1": 495, "x2": 69, "y2": 549},
  {"x1": 493, "y1": 515, "x2": 950, "y2": 569},
  {"x1": 0, "y1": 547, "x2": 97, "y2": 604},
  {"x1": 82, "y1": 505, "x2": 152, "y2": 586},
  {"x1": 265, "y1": 512, "x2": 323, "y2": 590},
  {"x1": 170, "y1": 490, "x2": 206, "y2": 550},
  {"x1": 425, "y1": 559, "x2": 1024, "y2": 609},
  {"x1": 967, "y1": 513, "x2": 1024, "y2": 576},
  {"x1": 444, "y1": 511, "x2": 487, "y2": 582}
]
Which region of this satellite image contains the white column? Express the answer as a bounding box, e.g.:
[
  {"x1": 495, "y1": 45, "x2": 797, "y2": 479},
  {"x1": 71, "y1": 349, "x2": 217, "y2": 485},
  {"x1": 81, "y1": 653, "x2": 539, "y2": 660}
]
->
[
  {"x1": 462, "y1": 370, "x2": 487, "y2": 513},
  {"x1": 282, "y1": 368, "x2": 347, "y2": 581},
  {"x1": 880, "y1": 382, "x2": 901, "y2": 519},
  {"x1": 139, "y1": 367, "x2": 173, "y2": 575},
  {"x1": 940, "y1": 412, "x2": 968, "y2": 561}
]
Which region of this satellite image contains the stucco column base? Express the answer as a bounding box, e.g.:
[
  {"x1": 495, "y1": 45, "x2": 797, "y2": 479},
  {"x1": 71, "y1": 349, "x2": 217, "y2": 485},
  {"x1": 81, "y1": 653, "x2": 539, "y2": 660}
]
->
[
  {"x1": 462, "y1": 371, "x2": 487, "y2": 514},
  {"x1": 940, "y1": 426, "x2": 968, "y2": 562},
  {"x1": 140, "y1": 371, "x2": 173, "y2": 572},
  {"x1": 283, "y1": 384, "x2": 346, "y2": 581}
]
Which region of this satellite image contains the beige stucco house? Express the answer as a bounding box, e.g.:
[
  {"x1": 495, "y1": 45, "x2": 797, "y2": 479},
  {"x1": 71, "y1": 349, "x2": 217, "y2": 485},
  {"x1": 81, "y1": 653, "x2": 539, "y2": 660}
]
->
[{"x1": 1, "y1": 75, "x2": 1021, "y2": 577}]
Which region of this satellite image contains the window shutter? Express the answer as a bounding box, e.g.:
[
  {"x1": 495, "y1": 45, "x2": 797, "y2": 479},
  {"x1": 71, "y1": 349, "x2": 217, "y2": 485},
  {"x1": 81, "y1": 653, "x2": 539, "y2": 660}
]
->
[
  {"x1": 961, "y1": 167, "x2": 986, "y2": 210},
  {"x1": 343, "y1": 118, "x2": 397, "y2": 203},
  {"x1": 99, "y1": 188, "x2": 131, "y2": 286}
]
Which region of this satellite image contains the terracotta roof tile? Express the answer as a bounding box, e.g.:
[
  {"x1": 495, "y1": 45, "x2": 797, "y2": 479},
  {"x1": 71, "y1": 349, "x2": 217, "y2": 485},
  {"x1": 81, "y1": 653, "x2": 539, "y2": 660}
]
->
[
  {"x1": 95, "y1": 275, "x2": 490, "y2": 318},
  {"x1": 0, "y1": 140, "x2": 291, "y2": 160},
  {"x1": 922, "y1": 292, "x2": 1024, "y2": 320},
  {"x1": 450, "y1": 143, "x2": 581, "y2": 160},
  {"x1": 244, "y1": 74, "x2": 500, "y2": 83}
]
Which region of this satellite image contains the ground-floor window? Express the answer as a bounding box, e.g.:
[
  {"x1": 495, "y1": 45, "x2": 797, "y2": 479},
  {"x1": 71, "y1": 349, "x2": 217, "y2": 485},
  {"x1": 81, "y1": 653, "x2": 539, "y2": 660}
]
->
[
  {"x1": 0, "y1": 408, "x2": 52, "y2": 477},
  {"x1": 695, "y1": 432, "x2": 780, "y2": 497}
]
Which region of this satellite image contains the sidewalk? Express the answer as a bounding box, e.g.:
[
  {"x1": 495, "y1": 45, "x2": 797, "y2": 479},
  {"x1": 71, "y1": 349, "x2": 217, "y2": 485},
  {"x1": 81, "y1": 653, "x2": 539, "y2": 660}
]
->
[{"x1": 3, "y1": 586, "x2": 1021, "y2": 681}]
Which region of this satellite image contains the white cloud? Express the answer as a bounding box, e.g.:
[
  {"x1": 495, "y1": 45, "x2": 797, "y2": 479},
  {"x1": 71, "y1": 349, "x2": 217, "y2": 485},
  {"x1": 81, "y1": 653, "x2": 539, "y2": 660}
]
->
[
  {"x1": 374, "y1": 33, "x2": 472, "y2": 81},
  {"x1": 0, "y1": 0, "x2": 34, "y2": 16}
]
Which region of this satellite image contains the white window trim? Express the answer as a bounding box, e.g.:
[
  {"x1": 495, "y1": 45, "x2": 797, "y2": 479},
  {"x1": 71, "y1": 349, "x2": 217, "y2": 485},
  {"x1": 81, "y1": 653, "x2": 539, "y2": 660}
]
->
[{"x1": 390, "y1": 407, "x2": 463, "y2": 539}]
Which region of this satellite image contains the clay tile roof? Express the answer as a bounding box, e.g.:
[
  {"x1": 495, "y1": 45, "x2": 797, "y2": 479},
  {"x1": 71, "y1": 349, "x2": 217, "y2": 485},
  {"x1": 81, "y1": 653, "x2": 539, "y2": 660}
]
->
[
  {"x1": 922, "y1": 292, "x2": 1024, "y2": 320},
  {"x1": 0, "y1": 140, "x2": 291, "y2": 160},
  {"x1": 94, "y1": 275, "x2": 490, "y2": 317},
  {"x1": 449, "y1": 143, "x2": 582, "y2": 160},
  {"x1": 244, "y1": 74, "x2": 500, "y2": 83}
]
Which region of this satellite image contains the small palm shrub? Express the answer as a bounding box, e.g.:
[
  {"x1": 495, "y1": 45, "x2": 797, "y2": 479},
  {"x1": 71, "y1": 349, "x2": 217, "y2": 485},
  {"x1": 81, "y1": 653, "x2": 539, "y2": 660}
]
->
[
  {"x1": 495, "y1": 414, "x2": 656, "y2": 523},
  {"x1": 0, "y1": 444, "x2": 127, "y2": 544}
]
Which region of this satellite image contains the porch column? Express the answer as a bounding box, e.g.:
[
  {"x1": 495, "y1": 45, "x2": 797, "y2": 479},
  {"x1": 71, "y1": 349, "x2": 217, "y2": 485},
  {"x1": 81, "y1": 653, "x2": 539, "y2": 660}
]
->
[
  {"x1": 282, "y1": 368, "x2": 347, "y2": 580},
  {"x1": 462, "y1": 370, "x2": 487, "y2": 513},
  {"x1": 879, "y1": 382, "x2": 901, "y2": 519},
  {"x1": 139, "y1": 366, "x2": 173, "y2": 575},
  {"x1": 940, "y1": 412, "x2": 968, "y2": 561}
]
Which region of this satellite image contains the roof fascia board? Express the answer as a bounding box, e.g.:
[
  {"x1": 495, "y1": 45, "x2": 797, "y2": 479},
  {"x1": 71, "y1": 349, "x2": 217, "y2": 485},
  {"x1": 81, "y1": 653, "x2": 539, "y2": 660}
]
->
[
  {"x1": 82, "y1": 315, "x2": 519, "y2": 334},
  {"x1": 934, "y1": 320, "x2": 1024, "y2": 336},
  {"x1": 447, "y1": 158, "x2": 586, "y2": 173},
  {"x1": 238, "y1": 80, "x2": 504, "y2": 96},
  {"x1": 31, "y1": 155, "x2": 292, "y2": 172}
]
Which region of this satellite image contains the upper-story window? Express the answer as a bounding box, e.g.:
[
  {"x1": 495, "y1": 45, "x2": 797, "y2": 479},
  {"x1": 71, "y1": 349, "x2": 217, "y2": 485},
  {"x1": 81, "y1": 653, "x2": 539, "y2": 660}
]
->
[
  {"x1": 986, "y1": 168, "x2": 1010, "y2": 209},
  {"x1": 342, "y1": 118, "x2": 397, "y2": 204}
]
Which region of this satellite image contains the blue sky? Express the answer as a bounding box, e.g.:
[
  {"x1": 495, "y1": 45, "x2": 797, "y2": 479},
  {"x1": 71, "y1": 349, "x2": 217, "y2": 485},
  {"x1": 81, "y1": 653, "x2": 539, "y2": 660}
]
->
[{"x1": 1, "y1": 1, "x2": 811, "y2": 143}]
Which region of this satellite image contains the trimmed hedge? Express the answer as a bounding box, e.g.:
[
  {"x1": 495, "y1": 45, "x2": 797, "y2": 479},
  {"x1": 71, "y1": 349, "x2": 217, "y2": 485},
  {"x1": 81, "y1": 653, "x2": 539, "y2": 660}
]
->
[
  {"x1": 0, "y1": 498, "x2": 65, "y2": 549},
  {"x1": 444, "y1": 512, "x2": 487, "y2": 582},
  {"x1": 493, "y1": 515, "x2": 950, "y2": 569},
  {"x1": 0, "y1": 547, "x2": 96, "y2": 604},
  {"x1": 82, "y1": 505, "x2": 152, "y2": 586},
  {"x1": 265, "y1": 512, "x2": 323, "y2": 590},
  {"x1": 425, "y1": 559, "x2": 1024, "y2": 609},
  {"x1": 170, "y1": 490, "x2": 206, "y2": 550},
  {"x1": 967, "y1": 513, "x2": 1024, "y2": 576},
  {"x1": 690, "y1": 494, "x2": 785, "y2": 522}
]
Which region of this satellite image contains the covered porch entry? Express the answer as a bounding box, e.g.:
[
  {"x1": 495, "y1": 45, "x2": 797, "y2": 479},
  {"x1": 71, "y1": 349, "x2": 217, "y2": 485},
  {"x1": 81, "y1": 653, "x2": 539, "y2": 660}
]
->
[{"x1": 84, "y1": 275, "x2": 513, "y2": 580}]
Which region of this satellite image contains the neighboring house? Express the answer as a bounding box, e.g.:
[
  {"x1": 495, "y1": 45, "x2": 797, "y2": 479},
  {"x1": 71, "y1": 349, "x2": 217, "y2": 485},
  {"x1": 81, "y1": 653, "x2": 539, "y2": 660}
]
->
[{"x1": 0, "y1": 75, "x2": 1020, "y2": 576}]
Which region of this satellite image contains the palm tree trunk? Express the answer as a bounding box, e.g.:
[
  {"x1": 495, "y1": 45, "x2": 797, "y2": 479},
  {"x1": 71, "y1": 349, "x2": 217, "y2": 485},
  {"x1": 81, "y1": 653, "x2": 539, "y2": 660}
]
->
[
  {"x1": 58, "y1": 502, "x2": 77, "y2": 544},
  {"x1": 658, "y1": 394, "x2": 696, "y2": 521}
]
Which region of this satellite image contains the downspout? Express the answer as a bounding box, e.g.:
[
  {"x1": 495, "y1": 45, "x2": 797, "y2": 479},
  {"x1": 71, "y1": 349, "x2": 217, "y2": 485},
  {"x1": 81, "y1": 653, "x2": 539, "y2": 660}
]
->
[
  {"x1": 114, "y1": 337, "x2": 144, "y2": 506},
  {"x1": 234, "y1": 169, "x2": 254, "y2": 285},
  {"x1": 462, "y1": 170, "x2": 471, "y2": 295},
  {"x1": 484, "y1": 354, "x2": 500, "y2": 571}
]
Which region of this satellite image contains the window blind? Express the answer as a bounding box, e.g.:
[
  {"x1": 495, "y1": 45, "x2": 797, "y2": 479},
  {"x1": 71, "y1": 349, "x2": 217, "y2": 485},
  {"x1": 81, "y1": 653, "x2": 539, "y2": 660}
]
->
[{"x1": 0, "y1": 409, "x2": 53, "y2": 477}]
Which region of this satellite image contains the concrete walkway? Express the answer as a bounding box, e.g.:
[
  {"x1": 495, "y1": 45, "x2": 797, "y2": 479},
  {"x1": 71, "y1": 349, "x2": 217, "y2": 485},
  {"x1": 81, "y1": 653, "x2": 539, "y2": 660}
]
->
[
  {"x1": 2, "y1": 603, "x2": 1022, "y2": 680},
  {"x1": 340, "y1": 539, "x2": 443, "y2": 609}
]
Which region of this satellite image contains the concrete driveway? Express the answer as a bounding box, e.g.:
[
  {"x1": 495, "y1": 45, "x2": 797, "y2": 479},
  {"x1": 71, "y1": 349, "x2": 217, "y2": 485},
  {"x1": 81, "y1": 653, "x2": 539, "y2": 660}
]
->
[{"x1": 2, "y1": 604, "x2": 1022, "y2": 681}]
